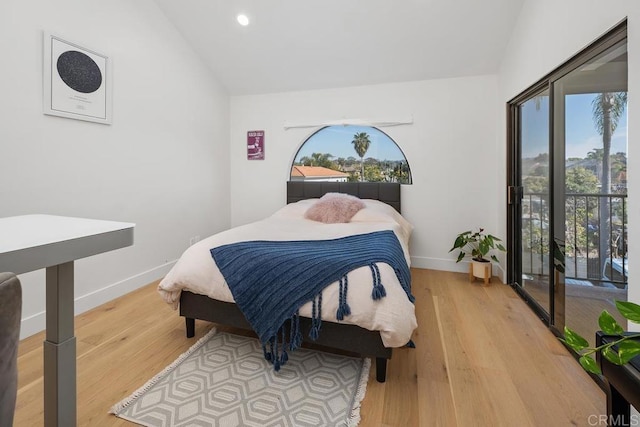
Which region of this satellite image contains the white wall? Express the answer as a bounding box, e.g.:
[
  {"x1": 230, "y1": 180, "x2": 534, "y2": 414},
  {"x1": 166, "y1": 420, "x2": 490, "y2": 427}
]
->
[
  {"x1": 0, "y1": 0, "x2": 231, "y2": 338},
  {"x1": 498, "y1": 1, "x2": 640, "y2": 313},
  {"x1": 230, "y1": 76, "x2": 502, "y2": 275}
]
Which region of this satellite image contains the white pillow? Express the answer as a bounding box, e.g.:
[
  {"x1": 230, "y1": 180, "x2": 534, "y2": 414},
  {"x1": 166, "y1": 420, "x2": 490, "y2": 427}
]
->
[
  {"x1": 270, "y1": 199, "x2": 317, "y2": 219},
  {"x1": 350, "y1": 199, "x2": 414, "y2": 239}
]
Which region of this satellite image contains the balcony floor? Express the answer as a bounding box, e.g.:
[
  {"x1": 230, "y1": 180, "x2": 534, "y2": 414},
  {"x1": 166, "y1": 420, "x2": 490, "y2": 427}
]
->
[{"x1": 521, "y1": 274, "x2": 627, "y2": 347}]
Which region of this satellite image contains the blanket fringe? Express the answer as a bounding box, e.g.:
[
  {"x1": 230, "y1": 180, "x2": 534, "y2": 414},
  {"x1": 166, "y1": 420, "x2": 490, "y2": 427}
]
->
[
  {"x1": 290, "y1": 311, "x2": 302, "y2": 350},
  {"x1": 396, "y1": 267, "x2": 416, "y2": 303},
  {"x1": 265, "y1": 312, "x2": 303, "y2": 370},
  {"x1": 309, "y1": 292, "x2": 323, "y2": 341},
  {"x1": 336, "y1": 275, "x2": 351, "y2": 321},
  {"x1": 109, "y1": 327, "x2": 218, "y2": 415},
  {"x1": 370, "y1": 263, "x2": 386, "y2": 300},
  {"x1": 262, "y1": 259, "x2": 411, "y2": 371},
  {"x1": 347, "y1": 358, "x2": 371, "y2": 427}
]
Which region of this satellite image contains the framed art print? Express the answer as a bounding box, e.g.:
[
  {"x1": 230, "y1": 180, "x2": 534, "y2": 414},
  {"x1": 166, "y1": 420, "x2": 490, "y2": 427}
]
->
[
  {"x1": 247, "y1": 130, "x2": 265, "y2": 160},
  {"x1": 43, "y1": 32, "x2": 112, "y2": 124}
]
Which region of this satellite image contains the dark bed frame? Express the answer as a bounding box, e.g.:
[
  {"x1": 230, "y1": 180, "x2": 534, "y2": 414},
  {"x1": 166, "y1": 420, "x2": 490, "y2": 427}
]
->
[{"x1": 179, "y1": 181, "x2": 402, "y2": 382}]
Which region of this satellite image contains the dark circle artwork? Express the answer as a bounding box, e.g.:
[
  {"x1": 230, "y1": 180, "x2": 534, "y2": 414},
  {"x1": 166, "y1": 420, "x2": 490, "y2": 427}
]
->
[{"x1": 56, "y1": 50, "x2": 102, "y2": 94}]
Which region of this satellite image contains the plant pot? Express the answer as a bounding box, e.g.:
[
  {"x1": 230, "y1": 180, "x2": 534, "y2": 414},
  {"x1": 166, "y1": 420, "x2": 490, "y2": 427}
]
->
[{"x1": 469, "y1": 259, "x2": 492, "y2": 286}]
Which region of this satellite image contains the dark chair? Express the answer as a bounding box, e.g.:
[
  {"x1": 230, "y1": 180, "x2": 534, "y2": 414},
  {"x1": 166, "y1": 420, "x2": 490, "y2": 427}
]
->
[{"x1": 0, "y1": 272, "x2": 22, "y2": 426}]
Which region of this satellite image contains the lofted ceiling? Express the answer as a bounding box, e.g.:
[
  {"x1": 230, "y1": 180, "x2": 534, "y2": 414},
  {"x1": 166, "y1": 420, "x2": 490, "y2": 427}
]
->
[{"x1": 153, "y1": 0, "x2": 525, "y2": 96}]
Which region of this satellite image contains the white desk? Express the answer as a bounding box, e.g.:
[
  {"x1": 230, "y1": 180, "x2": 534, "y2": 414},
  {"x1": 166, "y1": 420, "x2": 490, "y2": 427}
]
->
[{"x1": 0, "y1": 215, "x2": 135, "y2": 427}]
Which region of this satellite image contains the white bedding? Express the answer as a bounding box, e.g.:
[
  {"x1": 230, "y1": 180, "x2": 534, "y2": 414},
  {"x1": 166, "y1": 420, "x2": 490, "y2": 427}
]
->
[{"x1": 157, "y1": 199, "x2": 417, "y2": 347}]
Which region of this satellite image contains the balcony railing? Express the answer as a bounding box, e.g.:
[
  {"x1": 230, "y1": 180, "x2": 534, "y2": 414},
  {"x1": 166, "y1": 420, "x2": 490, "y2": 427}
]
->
[{"x1": 522, "y1": 192, "x2": 628, "y2": 289}]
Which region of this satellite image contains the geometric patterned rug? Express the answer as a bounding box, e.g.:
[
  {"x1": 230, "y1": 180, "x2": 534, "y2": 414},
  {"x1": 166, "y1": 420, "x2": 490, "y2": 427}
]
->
[{"x1": 111, "y1": 328, "x2": 370, "y2": 427}]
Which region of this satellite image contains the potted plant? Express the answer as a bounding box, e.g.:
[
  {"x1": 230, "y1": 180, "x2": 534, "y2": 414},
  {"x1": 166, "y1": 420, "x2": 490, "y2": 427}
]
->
[
  {"x1": 549, "y1": 239, "x2": 640, "y2": 374},
  {"x1": 449, "y1": 228, "x2": 506, "y2": 283},
  {"x1": 562, "y1": 301, "x2": 640, "y2": 374}
]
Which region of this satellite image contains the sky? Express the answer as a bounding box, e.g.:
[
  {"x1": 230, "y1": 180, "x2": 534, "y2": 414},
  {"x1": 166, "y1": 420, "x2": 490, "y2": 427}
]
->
[
  {"x1": 294, "y1": 125, "x2": 407, "y2": 162},
  {"x1": 521, "y1": 92, "x2": 628, "y2": 160},
  {"x1": 565, "y1": 93, "x2": 628, "y2": 159}
]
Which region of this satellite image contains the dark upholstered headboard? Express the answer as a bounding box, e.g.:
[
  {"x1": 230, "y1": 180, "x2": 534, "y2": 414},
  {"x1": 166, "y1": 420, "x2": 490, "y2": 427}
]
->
[{"x1": 286, "y1": 181, "x2": 401, "y2": 213}]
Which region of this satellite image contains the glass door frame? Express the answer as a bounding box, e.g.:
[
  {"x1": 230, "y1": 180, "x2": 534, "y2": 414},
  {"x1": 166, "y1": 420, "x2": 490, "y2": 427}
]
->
[
  {"x1": 506, "y1": 20, "x2": 627, "y2": 336},
  {"x1": 507, "y1": 81, "x2": 553, "y2": 326}
]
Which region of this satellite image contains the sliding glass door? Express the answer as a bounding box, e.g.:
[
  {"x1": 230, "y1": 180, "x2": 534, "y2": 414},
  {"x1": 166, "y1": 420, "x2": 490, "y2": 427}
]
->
[
  {"x1": 552, "y1": 40, "x2": 628, "y2": 344},
  {"x1": 508, "y1": 23, "x2": 628, "y2": 346},
  {"x1": 512, "y1": 90, "x2": 551, "y2": 318}
]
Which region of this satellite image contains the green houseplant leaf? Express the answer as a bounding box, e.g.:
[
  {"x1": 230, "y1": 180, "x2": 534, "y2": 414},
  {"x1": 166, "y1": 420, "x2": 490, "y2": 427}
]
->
[
  {"x1": 602, "y1": 347, "x2": 623, "y2": 365},
  {"x1": 478, "y1": 239, "x2": 490, "y2": 257},
  {"x1": 559, "y1": 300, "x2": 640, "y2": 375},
  {"x1": 451, "y1": 234, "x2": 468, "y2": 251},
  {"x1": 449, "y1": 228, "x2": 506, "y2": 263},
  {"x1": 615, "y1": 301, "x2": 640, "y2": 323},
  {"x1": 598, "y1": 310, "x2": 624, "y2": 335},
  {"x1": 579, "y1": 355, "x2": 601, "y2": 375},
  {"x1": 561, "y1": 327, "x2": 589, "y2": 352},
  {"x1": 617, "y1": 341, "x2": 640, "y2": 364},
  {"x1": 552, "y1": 239, "x2": 566, "y2": 274},
  {"x1": 488, "y1": 235, "x2": 502, "y2": 246}
]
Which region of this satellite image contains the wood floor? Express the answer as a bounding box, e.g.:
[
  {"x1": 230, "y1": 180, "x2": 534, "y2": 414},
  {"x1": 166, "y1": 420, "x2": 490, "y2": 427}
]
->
[{"x1": 14, "y1": 269, "x2": 604, "y2": 426}]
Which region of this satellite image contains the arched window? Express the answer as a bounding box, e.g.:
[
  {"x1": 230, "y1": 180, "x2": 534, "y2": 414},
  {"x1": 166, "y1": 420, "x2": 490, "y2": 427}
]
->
[{"x1": 290, "y1": 125, "x2": 412, "y2": 184}]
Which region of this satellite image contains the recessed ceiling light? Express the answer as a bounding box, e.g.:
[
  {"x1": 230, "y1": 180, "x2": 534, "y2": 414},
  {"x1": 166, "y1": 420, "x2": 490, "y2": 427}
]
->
[{"x1": 237, "y1": 14, "x2": 249, "y2": 26}]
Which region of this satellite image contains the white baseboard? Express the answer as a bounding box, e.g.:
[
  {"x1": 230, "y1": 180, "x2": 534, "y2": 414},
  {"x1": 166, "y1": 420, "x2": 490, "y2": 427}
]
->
[
  {"x1": 19, "y1": 260, "x2": 177, "y2": 340},
  {"x1": 20, "y1": 256, "x2": 507, "y2": 339},
  {"x1": 411, "y1": 256, "x2": 506, "y2": 281}
]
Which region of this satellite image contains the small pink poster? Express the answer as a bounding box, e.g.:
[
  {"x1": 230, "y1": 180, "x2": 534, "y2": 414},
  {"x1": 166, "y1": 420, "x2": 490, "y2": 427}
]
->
[{"x1": 247, "y1": 130, "x2": 265, "y2": 160}]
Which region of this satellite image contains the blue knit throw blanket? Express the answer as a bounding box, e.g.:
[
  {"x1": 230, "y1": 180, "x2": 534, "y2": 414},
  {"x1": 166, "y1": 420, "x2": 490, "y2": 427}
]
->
[{"x1": 211, "y1": 230, "x2": 415, "y2": 371}]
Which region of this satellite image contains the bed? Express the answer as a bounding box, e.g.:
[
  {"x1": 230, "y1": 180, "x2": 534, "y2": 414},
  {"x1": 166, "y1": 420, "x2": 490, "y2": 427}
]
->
[{"x1": 157, "y1": 181, "x2": 416, "y2": 382}]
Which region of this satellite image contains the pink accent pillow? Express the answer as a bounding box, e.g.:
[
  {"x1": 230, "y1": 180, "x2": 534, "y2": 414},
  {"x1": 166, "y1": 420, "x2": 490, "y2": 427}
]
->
[{"x1": 304, "y1": 193, "x2": 366, "y2": 223}]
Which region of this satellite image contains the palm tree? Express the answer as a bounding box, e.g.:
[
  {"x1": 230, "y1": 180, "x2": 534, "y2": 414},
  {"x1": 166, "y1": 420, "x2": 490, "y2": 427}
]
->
[
  {"x1": 299, "y1": 156, "x2": 313, "y2": 166},
  {"x1": 310, "y1": 152, "x2": 335, "y2": 169},
  {"x1": 591, "y1": 92, "x2": 627, "y2": 274},
  {"x1": 351, "y1": 132, "x2": 371, "y2": 182},
  {"x1": 298, "y1": 152, "x2": 334, "y2": 168}
]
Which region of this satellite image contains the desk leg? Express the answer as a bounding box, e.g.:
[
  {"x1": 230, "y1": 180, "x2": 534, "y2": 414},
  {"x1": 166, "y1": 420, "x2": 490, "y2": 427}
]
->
[{"x1": 44, "y1": 262, "x2": 76, "y2": 427}]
